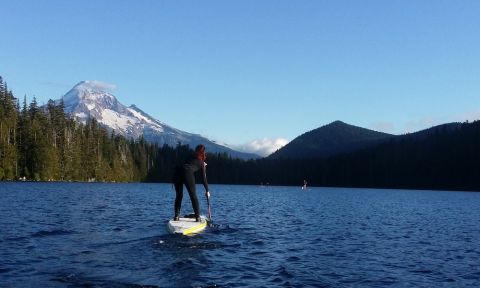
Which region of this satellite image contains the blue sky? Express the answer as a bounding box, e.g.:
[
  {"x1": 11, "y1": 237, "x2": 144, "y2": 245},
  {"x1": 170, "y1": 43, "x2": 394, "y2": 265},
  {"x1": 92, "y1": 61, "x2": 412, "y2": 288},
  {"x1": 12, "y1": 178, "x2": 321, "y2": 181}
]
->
[{"x1": 2, "y1": 0, "x2": 480, "y2": 155}]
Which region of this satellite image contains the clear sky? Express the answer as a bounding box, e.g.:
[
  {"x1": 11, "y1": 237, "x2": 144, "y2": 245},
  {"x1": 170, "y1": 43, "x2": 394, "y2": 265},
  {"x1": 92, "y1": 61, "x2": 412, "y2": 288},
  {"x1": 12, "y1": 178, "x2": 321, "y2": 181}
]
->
[{"x1": 2, "y1": 0, "x2": 480, "y2": 155}]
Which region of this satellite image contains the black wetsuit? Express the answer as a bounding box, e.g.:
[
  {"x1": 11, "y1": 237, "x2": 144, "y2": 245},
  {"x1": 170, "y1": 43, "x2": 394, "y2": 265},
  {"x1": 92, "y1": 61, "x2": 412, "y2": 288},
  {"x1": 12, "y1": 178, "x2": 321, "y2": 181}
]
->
[{"x1": 173, "y1": 155, "x2": 209, "y2": 219}]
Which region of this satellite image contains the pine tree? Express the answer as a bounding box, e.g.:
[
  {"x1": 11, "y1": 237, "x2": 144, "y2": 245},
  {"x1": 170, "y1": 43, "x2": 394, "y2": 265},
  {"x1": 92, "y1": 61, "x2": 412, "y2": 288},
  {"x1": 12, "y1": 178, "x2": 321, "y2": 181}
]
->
[{"x1": 0, "y1": 78, "x2": 18, "y2": 179}]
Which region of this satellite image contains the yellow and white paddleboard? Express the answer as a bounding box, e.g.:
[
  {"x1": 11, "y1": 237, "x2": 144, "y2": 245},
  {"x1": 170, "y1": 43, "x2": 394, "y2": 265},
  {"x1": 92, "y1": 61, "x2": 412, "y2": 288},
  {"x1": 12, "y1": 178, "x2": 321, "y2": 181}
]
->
[{"x1": 167, "y1": 215, "x2": 208, "y2": 235}]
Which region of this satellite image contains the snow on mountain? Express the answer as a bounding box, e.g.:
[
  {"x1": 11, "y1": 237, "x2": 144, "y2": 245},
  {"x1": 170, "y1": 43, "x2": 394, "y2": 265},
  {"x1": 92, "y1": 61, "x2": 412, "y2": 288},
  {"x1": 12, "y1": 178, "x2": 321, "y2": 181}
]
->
[{"x1": 58, "y1": 81, "x2": 260, "y2": 159}]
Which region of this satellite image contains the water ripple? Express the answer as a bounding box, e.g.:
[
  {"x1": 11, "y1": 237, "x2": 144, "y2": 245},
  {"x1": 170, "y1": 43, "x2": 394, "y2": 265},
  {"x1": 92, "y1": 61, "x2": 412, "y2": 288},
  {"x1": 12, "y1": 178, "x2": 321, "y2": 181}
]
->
[
  {"x1": 31, "y1": 229, "x2": 76, "y2": 238},
  {"x1": 1, "y1": 183, "x2": 480, "y2": 287}
]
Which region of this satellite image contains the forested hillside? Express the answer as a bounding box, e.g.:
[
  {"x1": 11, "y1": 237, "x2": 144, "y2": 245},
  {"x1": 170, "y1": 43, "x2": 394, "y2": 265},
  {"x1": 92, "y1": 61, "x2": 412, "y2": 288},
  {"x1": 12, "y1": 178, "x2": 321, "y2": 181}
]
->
[
  {"x1": 0, "y1": 76, "x2": 161, "y2": 182},
  {"x1": 205, "y1": 120, "x2": 480, "y2": 191},
  {"x1": 269, "y1": 120, "x2": 394, "y2": 159}
]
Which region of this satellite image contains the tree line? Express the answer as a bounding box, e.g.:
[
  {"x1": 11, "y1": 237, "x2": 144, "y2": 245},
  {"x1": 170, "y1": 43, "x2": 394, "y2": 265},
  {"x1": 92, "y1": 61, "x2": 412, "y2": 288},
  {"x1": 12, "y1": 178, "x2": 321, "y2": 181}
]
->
[
  {"x1": 0, "y1": 76, "x2": 242, "y2": 183},
  {"x1": 0, "y1": 76, "x2": 164, "y2": 182},
  {"x1": 202, "y1": 121, "x2": 480, "y2": 191},
  {"x1": 2, "y1": 76, "x2": 479, "y2": 191}
]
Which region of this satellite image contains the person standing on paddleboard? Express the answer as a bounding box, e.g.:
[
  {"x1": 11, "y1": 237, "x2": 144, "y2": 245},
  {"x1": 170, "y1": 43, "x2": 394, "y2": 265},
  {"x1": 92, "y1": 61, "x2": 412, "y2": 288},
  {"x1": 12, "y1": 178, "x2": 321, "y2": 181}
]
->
[{"x1": 172, "y1": 144, "x2": 210, "y2": 222}]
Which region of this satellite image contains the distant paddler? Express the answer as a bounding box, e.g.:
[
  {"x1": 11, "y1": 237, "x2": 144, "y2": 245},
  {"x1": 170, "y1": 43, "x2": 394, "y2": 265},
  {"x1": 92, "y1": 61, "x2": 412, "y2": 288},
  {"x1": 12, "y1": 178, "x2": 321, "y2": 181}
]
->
[{"x1": 302, "y1": 179, "x2": 308, "y2": 190}]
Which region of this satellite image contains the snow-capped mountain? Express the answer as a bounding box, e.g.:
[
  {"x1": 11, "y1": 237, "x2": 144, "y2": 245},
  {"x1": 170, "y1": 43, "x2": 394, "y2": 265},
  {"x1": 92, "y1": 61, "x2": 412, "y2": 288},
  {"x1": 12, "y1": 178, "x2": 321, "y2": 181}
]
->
[{"x1": 59, "y1": 81, "x2": 260, "y2": 159}]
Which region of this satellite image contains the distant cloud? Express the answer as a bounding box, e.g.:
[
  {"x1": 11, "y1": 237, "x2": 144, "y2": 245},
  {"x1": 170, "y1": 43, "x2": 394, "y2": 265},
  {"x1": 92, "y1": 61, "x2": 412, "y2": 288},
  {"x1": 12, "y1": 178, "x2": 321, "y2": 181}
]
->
[
  {"x1": 232, "y1": 137, "x2": 289, "y2": 157},
  {"x1": 453, "y1": 108, "x2": 480, "y2": 123},
  {"x1": 402, "y1": 117, "x2": 442, "y2": 134},
  {"x1": 369, "y1": 122, "x2": 395, "y2": 134},
  {"x1": 78, "y1": 80, "x2": 117, "y2": 92},
  {"x1": 399, "y1": 109, "x2": 480, "y2": 134},
  {"x1": 370, "y1": 108, "x2": 480, "y2": 136}
]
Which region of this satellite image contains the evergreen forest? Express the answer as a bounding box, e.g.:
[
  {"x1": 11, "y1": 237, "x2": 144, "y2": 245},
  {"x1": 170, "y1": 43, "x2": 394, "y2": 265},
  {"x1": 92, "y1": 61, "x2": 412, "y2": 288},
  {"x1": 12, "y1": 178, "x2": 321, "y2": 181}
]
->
[
  {"x1": 0, "y1": 76, "x2": 165, "y2": 182},
  {"x1": 1, "y1": 76, "x2": 479, "y2": 191}
]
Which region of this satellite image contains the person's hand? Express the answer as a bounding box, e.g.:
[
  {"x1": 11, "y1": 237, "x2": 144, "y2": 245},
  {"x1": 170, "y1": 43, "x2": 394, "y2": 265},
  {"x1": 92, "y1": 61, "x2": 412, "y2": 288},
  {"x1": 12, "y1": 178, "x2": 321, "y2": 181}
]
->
[{"x1": 205, "y1": 191, "x2": 211, "y2": 198}]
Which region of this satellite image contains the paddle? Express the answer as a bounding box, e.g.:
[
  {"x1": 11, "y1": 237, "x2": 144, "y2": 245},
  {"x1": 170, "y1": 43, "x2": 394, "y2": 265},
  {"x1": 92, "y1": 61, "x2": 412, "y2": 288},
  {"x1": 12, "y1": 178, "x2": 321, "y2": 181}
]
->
[{"x1": 206, "y1": 191, "x2": 212, "y2": 224}]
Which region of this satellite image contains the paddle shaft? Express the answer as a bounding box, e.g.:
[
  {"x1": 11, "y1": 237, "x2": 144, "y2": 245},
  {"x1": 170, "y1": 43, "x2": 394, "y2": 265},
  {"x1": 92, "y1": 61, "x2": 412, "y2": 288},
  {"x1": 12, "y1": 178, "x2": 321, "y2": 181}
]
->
[{"x1": 206, "y1": 194, "x2": 212, "y2": 222}]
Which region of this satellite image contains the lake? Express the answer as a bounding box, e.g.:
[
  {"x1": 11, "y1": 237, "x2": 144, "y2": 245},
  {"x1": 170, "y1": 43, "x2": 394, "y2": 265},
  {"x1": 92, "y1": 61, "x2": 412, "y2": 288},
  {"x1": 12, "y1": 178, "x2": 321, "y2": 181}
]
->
[{"x1": 0, "y1": 182, "x2": 479, "y2": 287}]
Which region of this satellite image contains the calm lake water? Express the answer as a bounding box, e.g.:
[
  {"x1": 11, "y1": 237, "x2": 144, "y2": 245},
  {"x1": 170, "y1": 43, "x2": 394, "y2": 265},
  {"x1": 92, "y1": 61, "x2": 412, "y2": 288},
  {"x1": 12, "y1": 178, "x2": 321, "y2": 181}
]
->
[{"x1": 0, "y1": 182, "x2": 479, "y2": 287}]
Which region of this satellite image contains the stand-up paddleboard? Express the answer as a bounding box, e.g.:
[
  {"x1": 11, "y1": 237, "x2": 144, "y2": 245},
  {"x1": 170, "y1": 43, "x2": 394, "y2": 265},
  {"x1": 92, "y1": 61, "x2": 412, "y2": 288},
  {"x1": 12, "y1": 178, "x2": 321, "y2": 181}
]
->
[{"x1": 167, "y1": 215, "x2": 208, "y2": 235}]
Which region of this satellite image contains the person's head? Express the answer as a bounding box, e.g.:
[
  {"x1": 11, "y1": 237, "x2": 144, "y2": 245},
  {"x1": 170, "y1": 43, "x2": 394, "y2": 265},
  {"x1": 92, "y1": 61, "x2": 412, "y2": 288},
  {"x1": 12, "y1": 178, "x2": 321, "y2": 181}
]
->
[{"x1": 195, "y1": 144, "x2": 206, "y2": 161}]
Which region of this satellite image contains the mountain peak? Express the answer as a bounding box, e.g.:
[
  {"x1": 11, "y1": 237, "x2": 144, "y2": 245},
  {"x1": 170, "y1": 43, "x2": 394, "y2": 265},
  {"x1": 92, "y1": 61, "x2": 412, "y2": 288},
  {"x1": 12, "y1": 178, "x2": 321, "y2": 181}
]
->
[
  {"x1": 330, "y1": 120, "x2": 345, "y2": 125},
  {"x1": 71, "y1": 80, "x2": 116, "y2": 93},
  {"x1": 269, "y1": 121, "x2": 394, "y2": 159},
  {"x1": 65, "y1": 80, "x2": 116, "y2": 101},
  {"x1": 62, "y1": 80, "x2": 117, "y2": 110},
  {"x1": 325, "y1": 120, "x2": 360, "y2": 129}
]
